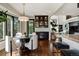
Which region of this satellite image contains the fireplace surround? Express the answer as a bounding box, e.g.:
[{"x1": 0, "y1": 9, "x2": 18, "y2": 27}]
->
[{"x1": 36, "y1": 32, "x2": 49, "y2": 40}]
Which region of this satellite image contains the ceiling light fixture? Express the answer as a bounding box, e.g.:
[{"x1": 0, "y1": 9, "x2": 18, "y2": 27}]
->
[{"x1": 19, "y1": 3, "x2": 29, "y2": 21}]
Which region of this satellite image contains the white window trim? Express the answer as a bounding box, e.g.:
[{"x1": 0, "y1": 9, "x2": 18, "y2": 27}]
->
[
  {"x1": 3, "y1": 22, "x2": 5, "y2": 40},
  {"x1": 11, "y1": 19, "x2": 13, "y2": 37}
]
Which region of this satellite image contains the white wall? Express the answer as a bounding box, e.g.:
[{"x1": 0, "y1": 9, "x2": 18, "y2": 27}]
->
[
  {"x1": 20, "y1": 21, "x2": 27, "y2": 34},
  {"x1": 58, "y1": 15, "x2": 66, "y2": 25},
  {"x1": 0, "y1": 41, "x2": 5, "y2": 50},
  {"x1": 50, "y1": 15, "x2": 66, "y2": 25}
]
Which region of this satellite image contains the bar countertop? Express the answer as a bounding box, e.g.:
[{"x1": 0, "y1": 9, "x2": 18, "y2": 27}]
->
[{"x1": 63, "y1": 34, "x2": 79, "y2": 43}]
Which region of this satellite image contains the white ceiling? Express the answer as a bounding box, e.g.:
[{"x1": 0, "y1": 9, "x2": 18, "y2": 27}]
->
[
  {"x1": 54, "y1": 3, "x2": 79, "y2": 16},
  {"x1": 8, "y1": 3, "x2": 64, "y2": 18},
  {"x1": 1, "y1": 3, "x2": 79, "y2": 18}
]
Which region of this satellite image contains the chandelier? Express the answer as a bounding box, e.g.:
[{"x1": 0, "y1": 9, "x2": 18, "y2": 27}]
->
[{"x1": 19, "y1": 3, "x2": 29, "y2": 21}]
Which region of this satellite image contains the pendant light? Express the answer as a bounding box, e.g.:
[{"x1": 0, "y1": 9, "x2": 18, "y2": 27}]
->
[{"x1": 19, "y1": 3, "x2": 29, "y2": 21}]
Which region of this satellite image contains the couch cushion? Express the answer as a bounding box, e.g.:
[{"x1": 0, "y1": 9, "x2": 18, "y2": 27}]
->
[
  {"x1": 61, "y1": 49, "x2": 79, "y2": 56},
  {"x1": 54, "y1": 42, "x2": 69, "y2": 49}
]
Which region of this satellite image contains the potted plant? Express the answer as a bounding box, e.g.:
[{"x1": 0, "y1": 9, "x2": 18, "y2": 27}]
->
[
  {"x1": 0, "y1": 11, "x2": 10, "y2": 53},
  {"x1": 0, "y1": 11, "x2": 8, "y2": 23},
  {"x1": 50, "y1": 20, "x2": 57, "y2": 42}
]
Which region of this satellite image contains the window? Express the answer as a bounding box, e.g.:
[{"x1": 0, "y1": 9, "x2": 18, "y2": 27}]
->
[
  {"x1": 5, "y1": 16, "x2": 12, "y2": 36},
  {"x1": 0, "y1": 22, "x2": 3, "y2": 41},
  {"x1": 29, "y1": 19, "x2": 34, "y2": 34},
  {"x1": 13, "y1": 17, "x2": 20, "y2": 36},
  {"x1": 0, "y1": 14, "x2": 19, "y2": 41},
  {"x1": 5, "y1": 15, "x2": 19, "y2": 37},
  {"x1": 0, "y1": 14, "x2": 20, "y2": 39}
]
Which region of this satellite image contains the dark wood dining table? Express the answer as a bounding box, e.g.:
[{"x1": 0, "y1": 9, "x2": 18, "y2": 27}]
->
[{"x1": 20, "y1": 37, "x2": 30, "y2": 50}]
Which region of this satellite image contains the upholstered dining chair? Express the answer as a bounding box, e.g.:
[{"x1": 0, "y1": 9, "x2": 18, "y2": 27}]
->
[{"x1": 25, "y1": 32, "x2": 38, "y2": 50}]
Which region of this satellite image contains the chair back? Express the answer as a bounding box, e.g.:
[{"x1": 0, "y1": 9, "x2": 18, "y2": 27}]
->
[{"x1": 25, "y1": 34, "x2": 38, "y2": 50}]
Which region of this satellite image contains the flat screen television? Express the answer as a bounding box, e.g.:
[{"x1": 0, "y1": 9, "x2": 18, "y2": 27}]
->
[{"x1": 69, "y1": 21, "x2": 79, "y2": 34}]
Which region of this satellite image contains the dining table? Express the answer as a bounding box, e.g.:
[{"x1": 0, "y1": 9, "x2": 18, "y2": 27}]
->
[{"x1": 20, "y1": 37, "x2": 30, "y2": 50}]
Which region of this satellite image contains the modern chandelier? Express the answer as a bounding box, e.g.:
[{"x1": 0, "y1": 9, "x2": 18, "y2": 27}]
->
[{"x1": 19, "y1": 3, "x2": 29, "y2": 21}]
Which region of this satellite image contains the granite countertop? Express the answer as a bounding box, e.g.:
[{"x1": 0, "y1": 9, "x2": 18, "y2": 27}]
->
[{"x1": 63, "y1": 34, "x2": 79, "y2": 43}]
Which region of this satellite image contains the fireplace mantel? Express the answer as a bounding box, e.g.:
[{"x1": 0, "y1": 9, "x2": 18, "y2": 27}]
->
[{"x1": 35, "y1": 28, "x2": 49, "y2": 32}]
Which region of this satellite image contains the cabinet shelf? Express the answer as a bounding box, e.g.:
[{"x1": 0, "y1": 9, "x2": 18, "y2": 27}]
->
[{"x1": 35, "y1": 15, "x2": 48, "y2": 28}]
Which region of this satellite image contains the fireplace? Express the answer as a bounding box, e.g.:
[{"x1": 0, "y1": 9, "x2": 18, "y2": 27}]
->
[{"x1": 36, "y1": 32, "x2": 49, "y2": 40}]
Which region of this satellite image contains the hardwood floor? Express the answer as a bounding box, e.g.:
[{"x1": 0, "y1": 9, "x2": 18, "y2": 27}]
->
[
  {"x1": 0, "y1": 49, "x2": 6, "y2": 56},
  {"x1": 20, "y1": 39, "x2": 61, "y2": 56},
  {"x1": 20, "y1": 39, "x2": 50, "y2": 56},
  {"x1": 0, "y1": 39, "x2": 60, "y2": 56}
]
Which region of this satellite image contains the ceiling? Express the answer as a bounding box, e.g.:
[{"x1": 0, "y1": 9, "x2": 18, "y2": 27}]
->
[
  {"x1": 54, "y1": 3, "x2": 79, "y2": 16},
  {"x1": 1, "y1": 3, "x2": 79, "y2": 18},
  {"x1": 7, "y1": 3, "x2": 64, "y2": 18}
]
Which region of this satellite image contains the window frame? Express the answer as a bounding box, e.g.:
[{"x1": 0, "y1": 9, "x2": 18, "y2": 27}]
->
[{"x1": 0, "y1": 22, "x2": 3, "y2": 41}]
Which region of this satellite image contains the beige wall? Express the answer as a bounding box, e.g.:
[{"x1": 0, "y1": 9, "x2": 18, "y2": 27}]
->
[{"x1": 20, "y1": 21, "x2": 27, "y2": 34}]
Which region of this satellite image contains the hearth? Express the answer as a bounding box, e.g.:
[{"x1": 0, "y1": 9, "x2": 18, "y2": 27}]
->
[{"x1": 36, "y1": 32, "x2": 49, "y2": 40}]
